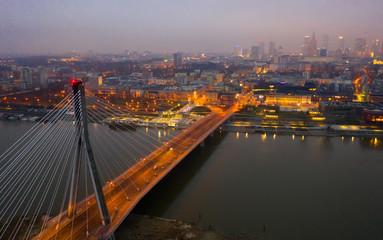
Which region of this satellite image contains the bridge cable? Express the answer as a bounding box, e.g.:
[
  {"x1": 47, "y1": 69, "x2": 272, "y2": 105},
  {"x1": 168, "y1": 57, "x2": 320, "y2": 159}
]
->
[
  {"x1": 0, "y1": 93, "x2": 78, "y2": 202},
  {"x1": 27, "y1": 116, "x2": 81, "y2": 240},
  {"x1": 86, "y1": 96, "x2": 173, "y2": 147},
  {"x1": 0, "y1": 99, "x2": 78, "y2": 238},
  {"x1": 0, "y1": 96, "x2": 77, "y2": 216},
  {"x1": 86, "y1": 96, "x2": 193, "y2": 156},
  {"x1": 0, "y1": 93, "x2": 73, "y2": 177},
  {"x1": 0, "y1": 93, "x2": 72, "y2": 163},
  {"x1": 0, "y1": 101, "x2": 78, "y2": 236}
]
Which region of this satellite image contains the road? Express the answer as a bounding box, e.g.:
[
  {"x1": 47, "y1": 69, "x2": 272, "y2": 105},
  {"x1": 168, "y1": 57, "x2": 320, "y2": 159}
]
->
[{"x1": 33, "y1": 106, "x2": 235, "y2": 240}]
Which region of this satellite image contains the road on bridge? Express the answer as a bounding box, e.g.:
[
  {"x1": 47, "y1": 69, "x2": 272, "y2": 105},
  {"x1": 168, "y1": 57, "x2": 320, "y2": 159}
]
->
[{"x1": 34, "y1": 106, "x2": 235, "y2": 240}]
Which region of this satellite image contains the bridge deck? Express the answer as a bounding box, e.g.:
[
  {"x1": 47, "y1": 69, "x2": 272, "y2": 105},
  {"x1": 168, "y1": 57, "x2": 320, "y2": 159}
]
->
[{"x1": 34, "y1": 107, "x2": 234, "y2": 240}]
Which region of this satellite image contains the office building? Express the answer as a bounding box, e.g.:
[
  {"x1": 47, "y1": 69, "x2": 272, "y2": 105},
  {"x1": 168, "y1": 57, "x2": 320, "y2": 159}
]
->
[
  {"x1": 322, "y1": 34, "x2": 330, "y2": 50},
  {"x1": 354, "y1": 37, "x2": 367, "y2": 56},
  {"x1": 251, "y1": 46, "x2": 259, "y2": 59},
  {"x1": 308, "y1": 31, "x2": 318, "y2": 56},
  {"x1": 338, "y1": 36, "x2": 345, "y2": 52},
  {"x1": 302, "y1": 36, "x2": 310, "y2": 56},
  {"x1": 173, "y1": 52, "x2": 183, "y2": 68},
  {"x1": 372, "y1": 39, "x2": 381, "y2": 57},
  {"x1": 259, "y1": 41, "x2": 265, "y2": 58},
  {"x1": 269, "y1": 41, "x2": 276, "y2": 57},
  {"x1": 320, "y1": 48, "x2": 327, "y2": 57},
  {"x1": 233, "y1": 46, "x2": 242, "y2": 57},
  {"x1": 21, "y1": 68, "x2": 32, "y2": 84}
]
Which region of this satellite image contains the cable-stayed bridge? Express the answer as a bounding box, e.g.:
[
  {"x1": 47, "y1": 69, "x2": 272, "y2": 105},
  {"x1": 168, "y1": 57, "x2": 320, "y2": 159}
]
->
[{"x1": 0, "y1": 80, "x2": 235, "y2": 240}]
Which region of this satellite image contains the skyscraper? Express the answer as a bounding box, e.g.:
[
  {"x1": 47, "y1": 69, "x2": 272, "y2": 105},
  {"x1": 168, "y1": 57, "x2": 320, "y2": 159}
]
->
[
  {"x1": 381, "y1": 40, "x2": 383, "y2": 57},
  {"x1": 302, "y1": 35, "x2": 310, "y2": 56},
  {"x1": 302, "y1": 31, "x2": 318, "y2": 57},
  {"x1": 251, "y1": 46, "x2": 259, "y2": 59},
  {"x1": 173, "y1": 52, "x2": 183, "y2": 68},
  {"x1": 308, "y1": 31, "x2": 318, "y2": 56},
  {"x1": 38, "y1": 67, "x2": 48, "y2": 89},
  {"x1": 21, "y1": 68, "x2": 32, "y2": 84},
  {"x1": 354, "y1": 37, "x2": 367, "y2": 56},
  {"x1": 233, "y1": 46, "x2": 242, "y2": 57},
  {"x1": 322, "y1": 34, "x2": 330, "y2": 50},
  {"x1": 320, "y1": 48, "x2": 327, "y2": 57},
  {"x1": 269, "y1": 41, "x2": 276, "y2": 57},
  {"x1": 372, "y1": 39, "x2": 381, "y2": 57},
  {"x1": 243, "y1": 48, "x2": 250, "y2": 58},
  {"x1": 337, "y1": 36, "x2": 345, "y2": 52},
  {"x1": 259, "y1": 41, "x2": 265, "y2": 58},
  {"x1": 31, "y1": 72, "x2": 41, "y2": 87}
]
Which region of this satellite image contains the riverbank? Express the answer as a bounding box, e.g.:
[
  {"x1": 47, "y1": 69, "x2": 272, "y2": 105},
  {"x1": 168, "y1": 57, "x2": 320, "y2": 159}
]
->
[
  {"x1": 222, "y1": 122, "x2": 383, "y2": 137},
  {"x1": 115, "y1": 214, "x2": 255, "y2": 240},
  {"x1": 0, "y1": 214, "x2": 256, "y2": 240}
]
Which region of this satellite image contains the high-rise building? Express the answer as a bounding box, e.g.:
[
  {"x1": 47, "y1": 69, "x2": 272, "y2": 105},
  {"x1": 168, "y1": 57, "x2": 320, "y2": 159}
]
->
[
  {"x1": 354, "y1": 37, "x2": 367, "y2": 56},
  {"x1": 173, "y1": 52, "x2": 183, "y2": 68},
  {"x1": 259, "y1": 41, "x2": 265, "y2": 58},
  {"x1": 243, "y1": 48, "x2": 250, "y2": 58},
  {"x1": 38, "y1": 67, "x2": 48, "y2": 89},
  {"x1": 269, "y1": 41, "x2": 276, "y2": 57},
  {"x1": 251, "y1": 46, "x2": 259, "y2": 59},
  {"x1": 31, "y1": 72, "x2": 40, "y2": 87},
  {"x1": 337, "y1": 36, "x2": 345, "y2": 52},
  {"x1": 344, "y1": 48, "x2": 351, "y2": 57},
  {"x1": 302, "y1": 31, "x2": 318, "y2": 57},
  {"x1": 88, "y1": 75, "x2": 103, "y2": 91},
  {"x1": 308, "y1": 31, "x2": 318, "y2": 56},
  {"x1": 322, "y1": 34, "x2": 330, "y2": 50},
  {"x1": 372, "y1": 39, "x2": 381, "y2": 57},
  {"x1": 320, "y1": 48, "x2": 327, "y2": 57},
  {"x1": 21, "y1": 68, "x2": 32, "y2": 84},
  {"x1": 233, "y1": 46, "x2": 242, "y2": 57},
  {"x1": 381, "y1": 40, "x2": 383, "y2": 57},
  {"x1": 302, "y1": 36, "x2": 310, "y2": 56}
]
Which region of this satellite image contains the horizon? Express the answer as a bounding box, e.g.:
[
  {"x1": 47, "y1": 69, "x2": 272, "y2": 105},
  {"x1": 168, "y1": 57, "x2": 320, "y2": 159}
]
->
[{"x1": 1, "y1": 0, "x2": 383, "y2": 55}]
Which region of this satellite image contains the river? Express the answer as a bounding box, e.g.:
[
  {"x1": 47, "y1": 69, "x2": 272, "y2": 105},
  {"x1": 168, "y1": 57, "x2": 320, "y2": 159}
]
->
[{"x1": 1, "y1": 121, "x2": 383, "y2": 239}]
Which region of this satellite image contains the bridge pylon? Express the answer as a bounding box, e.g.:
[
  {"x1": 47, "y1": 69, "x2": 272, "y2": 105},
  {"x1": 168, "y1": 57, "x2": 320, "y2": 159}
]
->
[{"x1": 67, "y1": 79, "x2": 111, "y2": 226}]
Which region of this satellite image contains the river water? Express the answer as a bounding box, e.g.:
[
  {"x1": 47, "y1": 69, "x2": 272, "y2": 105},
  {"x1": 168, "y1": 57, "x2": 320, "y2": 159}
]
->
[{"x1": 1, "y1": 121, "x2": 383, "y2": 239}]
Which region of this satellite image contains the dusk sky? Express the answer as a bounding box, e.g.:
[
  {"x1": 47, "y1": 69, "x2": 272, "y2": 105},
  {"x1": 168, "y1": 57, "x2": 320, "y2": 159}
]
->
[{"x1": 1, "y1": 0, "x2": 382, "y2": 54}]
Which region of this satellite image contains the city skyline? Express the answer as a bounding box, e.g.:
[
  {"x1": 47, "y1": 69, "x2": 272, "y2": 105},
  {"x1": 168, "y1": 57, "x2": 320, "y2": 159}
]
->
[{"x1": 1, "y1": 0, "x2": 383, "y2": 55}]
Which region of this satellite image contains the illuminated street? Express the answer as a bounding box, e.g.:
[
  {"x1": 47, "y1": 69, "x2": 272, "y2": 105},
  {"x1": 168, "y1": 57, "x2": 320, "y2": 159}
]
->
[{"x1": 34, "y1": 106, "x2": 234, "y2": 240}]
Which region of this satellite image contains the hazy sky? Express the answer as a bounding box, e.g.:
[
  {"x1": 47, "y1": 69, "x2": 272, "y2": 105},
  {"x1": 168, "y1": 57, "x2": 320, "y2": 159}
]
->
[{"x1": 1, "y1": 0, "x2": 382, "y2": 54}]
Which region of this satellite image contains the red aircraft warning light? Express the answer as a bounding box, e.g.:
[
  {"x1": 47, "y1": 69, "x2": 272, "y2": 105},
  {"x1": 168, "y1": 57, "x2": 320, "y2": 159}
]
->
[{"x1": 70, "y1": 78, "x2": 82, "y2": 84}]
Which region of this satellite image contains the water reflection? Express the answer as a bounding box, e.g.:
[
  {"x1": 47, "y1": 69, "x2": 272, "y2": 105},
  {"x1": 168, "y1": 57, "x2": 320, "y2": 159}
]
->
[
  {"x1": 359, "y1": 137, "x2": 383, "y2": 149},
  {"x1": 318, "y1": 136, "x2": 333, "y2": 150},
  {"x1": 129, "y1": 132, "x2": 383, "y2": 240},
  {"x1": 261, "y1": 133, "x2": 266, "y2": 142}
]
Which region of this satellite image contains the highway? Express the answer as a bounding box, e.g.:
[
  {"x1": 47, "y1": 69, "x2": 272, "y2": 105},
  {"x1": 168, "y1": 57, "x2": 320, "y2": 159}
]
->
[{"x1": 33, "y1": 106, "x2": 235, "y2": 240}]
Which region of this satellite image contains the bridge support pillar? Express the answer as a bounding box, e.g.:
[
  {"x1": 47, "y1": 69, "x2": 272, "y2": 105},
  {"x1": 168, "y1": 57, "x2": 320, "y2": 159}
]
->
[
  {"x1": 199, "y1": 140, "x2": 205, "y2": 147},
  {"x1": 68, "y1": 82, "x2": 83, "y2": 218},
  {"x1": 67, "y1": 80, "x2": 111, "y2": 226},
  {"x1": 67, "y1": 136, "x2": 82, "y2": 218}
]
